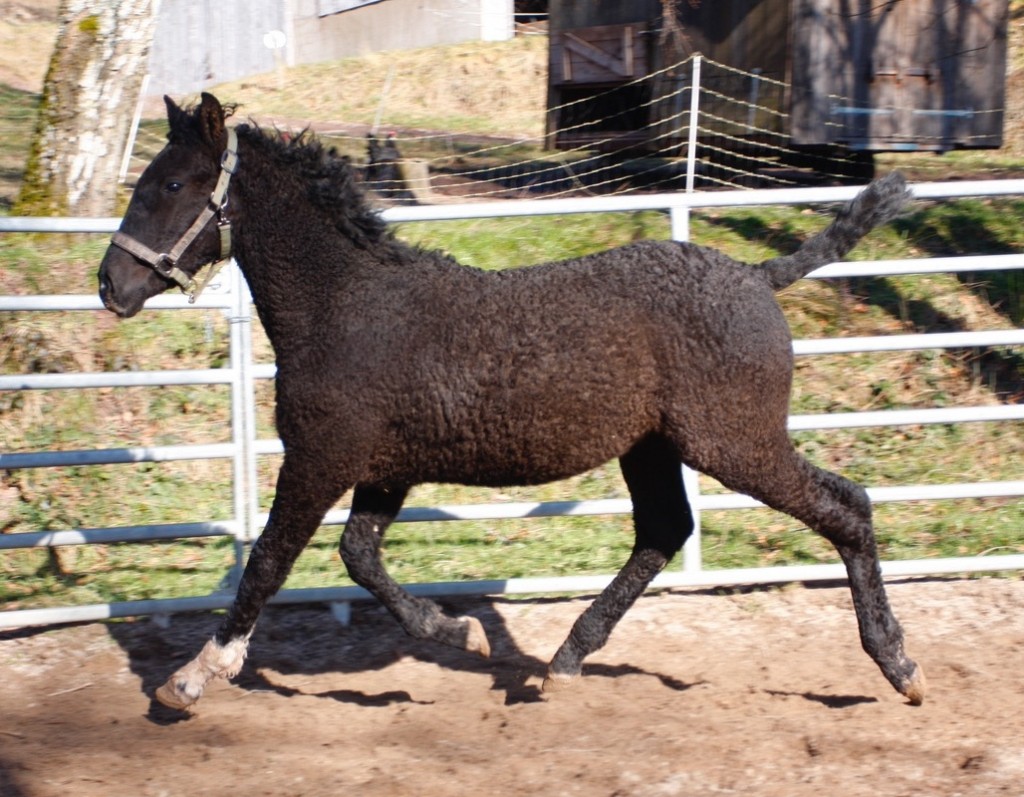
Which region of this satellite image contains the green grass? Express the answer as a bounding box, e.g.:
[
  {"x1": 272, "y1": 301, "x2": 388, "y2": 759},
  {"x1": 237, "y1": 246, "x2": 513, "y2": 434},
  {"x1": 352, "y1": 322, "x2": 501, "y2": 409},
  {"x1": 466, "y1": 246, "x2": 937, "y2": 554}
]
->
[
  {"x1": 2, "y1": 184, "x2": 1023, "y2": 613},
  {"x1": 0, "y1": 204, "x2": 1019, "y2": 610},
  {"x1": 0, "y1": 85, "x2": 39, "y2": 211},
  {"x1": 2, "y1": 203, "x2": 1023, "y2": 611},
  {"x1": 397, "y1": 210, "x2": 671, "y2": 268}
]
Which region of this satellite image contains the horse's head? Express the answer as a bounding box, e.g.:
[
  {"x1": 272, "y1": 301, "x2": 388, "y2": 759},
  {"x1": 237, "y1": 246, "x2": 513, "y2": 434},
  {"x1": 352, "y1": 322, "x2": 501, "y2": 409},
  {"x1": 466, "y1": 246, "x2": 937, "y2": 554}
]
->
[{"x1": 98, "y1": 93, "x2": 237, "y2": 317}]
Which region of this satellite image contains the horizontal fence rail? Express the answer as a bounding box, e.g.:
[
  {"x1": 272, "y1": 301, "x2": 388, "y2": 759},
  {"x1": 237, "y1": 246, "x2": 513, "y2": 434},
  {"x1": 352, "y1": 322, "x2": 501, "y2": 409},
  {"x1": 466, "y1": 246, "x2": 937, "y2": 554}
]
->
[{"x1": 1, "y1": 179, "x2": 1022, "y2": 630}]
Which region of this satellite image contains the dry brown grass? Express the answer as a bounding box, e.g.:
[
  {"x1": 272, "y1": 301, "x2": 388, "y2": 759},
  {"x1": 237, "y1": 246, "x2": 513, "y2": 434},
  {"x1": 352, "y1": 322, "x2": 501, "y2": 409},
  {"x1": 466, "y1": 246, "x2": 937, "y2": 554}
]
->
[
  {"x1": 212, "y1": 35, "x2": 549, "y2": 138},
  {"x1": 0, "y1": 1, "x2": 57, "y2": 92}
]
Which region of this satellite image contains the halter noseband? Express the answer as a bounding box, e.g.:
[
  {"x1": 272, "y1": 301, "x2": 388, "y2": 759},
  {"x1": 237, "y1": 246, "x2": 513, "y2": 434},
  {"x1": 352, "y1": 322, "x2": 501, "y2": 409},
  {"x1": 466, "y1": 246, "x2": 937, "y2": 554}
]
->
[{"x1": 110, "y1": 128, "x2": 239, "y2": 303}]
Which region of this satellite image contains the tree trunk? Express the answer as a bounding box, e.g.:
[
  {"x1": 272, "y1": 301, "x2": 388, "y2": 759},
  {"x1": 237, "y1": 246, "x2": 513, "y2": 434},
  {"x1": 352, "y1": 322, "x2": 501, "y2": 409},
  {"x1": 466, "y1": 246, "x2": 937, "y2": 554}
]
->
[{"x1": 15, "y1": 0, "x2": 157, "y2": 217}]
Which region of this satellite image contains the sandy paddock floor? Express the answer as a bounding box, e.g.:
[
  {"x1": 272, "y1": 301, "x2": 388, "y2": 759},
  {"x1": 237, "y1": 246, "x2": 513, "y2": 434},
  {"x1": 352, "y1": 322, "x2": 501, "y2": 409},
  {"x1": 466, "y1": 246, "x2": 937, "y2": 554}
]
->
[{"x1": 1, "y1": 577, "x2": 1023, "y2": 797}]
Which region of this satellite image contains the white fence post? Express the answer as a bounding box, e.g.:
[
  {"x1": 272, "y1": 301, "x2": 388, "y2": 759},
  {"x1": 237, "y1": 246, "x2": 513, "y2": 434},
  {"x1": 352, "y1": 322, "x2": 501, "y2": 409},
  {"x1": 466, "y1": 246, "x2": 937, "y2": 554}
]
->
[
  {"x1": 685, "y1": 54, "x2": 702, "y2": 195},
  {"x1": 681, "y1": 466, "x2": 702, "y2": 574},
  {"x1": 224, "y1": 260, "x2": 258, "y2": 586},
  {"x1": 672, "y1": 55, "x2": 702, "y2": 242}
]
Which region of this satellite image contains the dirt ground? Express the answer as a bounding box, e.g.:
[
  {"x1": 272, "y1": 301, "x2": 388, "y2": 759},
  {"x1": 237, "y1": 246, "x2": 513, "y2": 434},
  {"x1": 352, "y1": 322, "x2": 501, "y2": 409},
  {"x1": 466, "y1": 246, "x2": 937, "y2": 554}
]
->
[{"x1": 1, "y1": 577, "x2": 1023, "y2": 797}]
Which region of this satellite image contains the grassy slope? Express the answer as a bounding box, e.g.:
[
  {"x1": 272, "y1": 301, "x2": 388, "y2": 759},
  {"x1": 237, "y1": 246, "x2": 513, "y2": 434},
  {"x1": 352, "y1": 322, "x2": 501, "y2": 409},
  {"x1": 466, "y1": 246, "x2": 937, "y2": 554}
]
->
[
  {"x1": 216, "y1": 35, "x2": 549, "y2": 138},
  {"x1": 1, "y1": 29, "x2": 1023, "y2": 609},
  {"x1": 0, "y1": 6, "x2": 55, "y2": 210}
]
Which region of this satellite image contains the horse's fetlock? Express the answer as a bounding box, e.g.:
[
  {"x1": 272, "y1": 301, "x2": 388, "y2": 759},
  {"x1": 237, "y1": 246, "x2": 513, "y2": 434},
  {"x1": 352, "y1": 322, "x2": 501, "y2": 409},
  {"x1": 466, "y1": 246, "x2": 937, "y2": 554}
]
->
[
  {"x1": 154, "y1": 636, "x2": 249, "y2": 710},
  {"x1": 197, "y1": 636, "x2": 249, "y2": 678}
]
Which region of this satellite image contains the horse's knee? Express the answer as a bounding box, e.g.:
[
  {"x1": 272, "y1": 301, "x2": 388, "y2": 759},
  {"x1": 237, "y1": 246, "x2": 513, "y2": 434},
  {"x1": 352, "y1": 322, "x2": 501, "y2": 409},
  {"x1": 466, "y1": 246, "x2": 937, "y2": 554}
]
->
[
  {"x1": 338, "y1": 525, "x2": 380, "y2": 586},
  {"x1": 657, "y1": 518, "x2": 690, "y2": 558},
  {"x1": 814, "y1": 470, "x2": 875, "y2": 550},
  {"x1": 823, "y1": 470, "x2": 871, "y2": 515}
]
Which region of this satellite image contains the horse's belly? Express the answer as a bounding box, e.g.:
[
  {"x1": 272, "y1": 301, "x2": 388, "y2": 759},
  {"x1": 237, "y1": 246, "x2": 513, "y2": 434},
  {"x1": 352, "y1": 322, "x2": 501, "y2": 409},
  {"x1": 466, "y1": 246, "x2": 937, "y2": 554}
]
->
[{"x1": 398, "y1": 400, "x2": 650, "y2": 488}]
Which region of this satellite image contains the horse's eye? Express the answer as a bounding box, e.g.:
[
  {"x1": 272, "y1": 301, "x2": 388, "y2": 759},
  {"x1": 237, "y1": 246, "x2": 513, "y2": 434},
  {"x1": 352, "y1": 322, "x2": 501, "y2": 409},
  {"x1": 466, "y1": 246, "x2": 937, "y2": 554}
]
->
[{"x1": 164, "y1": 181, "x2": 184, "y2": 194}]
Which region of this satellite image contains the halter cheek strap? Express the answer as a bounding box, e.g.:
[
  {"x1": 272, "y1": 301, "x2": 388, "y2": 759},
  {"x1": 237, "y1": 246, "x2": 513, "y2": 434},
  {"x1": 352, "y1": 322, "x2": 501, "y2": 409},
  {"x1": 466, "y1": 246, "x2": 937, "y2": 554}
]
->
[{"x1": 111, "y1": 128, "x2": 239, "y2": 303}]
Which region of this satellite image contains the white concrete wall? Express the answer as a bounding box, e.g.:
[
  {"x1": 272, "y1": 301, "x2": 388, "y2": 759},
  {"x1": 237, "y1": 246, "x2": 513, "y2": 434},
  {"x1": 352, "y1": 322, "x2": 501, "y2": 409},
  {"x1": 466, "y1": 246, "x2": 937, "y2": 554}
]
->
[
  {"x1": 147, "y1": 0, "x2": 513, "y2": 96},
  {"x1": 289, "y1": 0, "x2": 512, "y2": 63},
  {"x1": 147, "y1": 0, "x2": 287, "y2": 96}
]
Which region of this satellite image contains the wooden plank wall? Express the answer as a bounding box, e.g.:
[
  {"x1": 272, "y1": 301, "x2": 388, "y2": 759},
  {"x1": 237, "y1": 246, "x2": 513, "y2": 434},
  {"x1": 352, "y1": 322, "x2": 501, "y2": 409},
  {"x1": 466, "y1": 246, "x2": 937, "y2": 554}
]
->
[
  {"x1": 545, "y1": 0, "x2": 1008, "y2": 152},
  {"x1": 791, "y1": 0, "x2": 1008, "y2": 149}
]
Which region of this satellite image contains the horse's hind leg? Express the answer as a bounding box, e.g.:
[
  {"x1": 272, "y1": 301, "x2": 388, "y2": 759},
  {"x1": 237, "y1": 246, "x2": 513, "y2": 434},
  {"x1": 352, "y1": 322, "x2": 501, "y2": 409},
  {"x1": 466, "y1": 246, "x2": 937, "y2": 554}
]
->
[
  {"x1": 719, "y1": 443, "x2": 925, "y2": 704},
  {"x1": 155, "y1": 453, "x2": 347, "y2": 710},
  {"x1": 339, "y1": 483, "x2": 491, "y2": 656},
  {"x1": 543, "y1": 434, "x2": 693, "y2": 692}
]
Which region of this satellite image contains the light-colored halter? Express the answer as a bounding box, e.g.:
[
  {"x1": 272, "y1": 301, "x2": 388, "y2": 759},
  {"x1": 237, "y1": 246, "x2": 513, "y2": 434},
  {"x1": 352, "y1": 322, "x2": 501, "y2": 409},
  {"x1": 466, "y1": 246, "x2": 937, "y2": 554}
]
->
[{"x1": 110, "y1": 128, "x2": 239, "y2": 303}]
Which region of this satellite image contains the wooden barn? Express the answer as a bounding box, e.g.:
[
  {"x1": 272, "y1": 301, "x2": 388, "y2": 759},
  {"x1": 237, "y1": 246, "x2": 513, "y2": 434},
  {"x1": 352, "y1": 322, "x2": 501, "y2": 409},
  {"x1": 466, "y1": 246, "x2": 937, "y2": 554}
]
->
[{"x1": 546, "y1": 0, "x2": 1009, "y2": 158}]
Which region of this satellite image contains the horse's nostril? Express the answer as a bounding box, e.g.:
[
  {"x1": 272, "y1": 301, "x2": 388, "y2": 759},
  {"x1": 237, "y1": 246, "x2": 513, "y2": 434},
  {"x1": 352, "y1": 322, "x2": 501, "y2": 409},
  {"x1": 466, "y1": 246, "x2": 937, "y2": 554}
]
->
[{"x1": 98, "y1": 272, "x2": 122, "y2": 313}]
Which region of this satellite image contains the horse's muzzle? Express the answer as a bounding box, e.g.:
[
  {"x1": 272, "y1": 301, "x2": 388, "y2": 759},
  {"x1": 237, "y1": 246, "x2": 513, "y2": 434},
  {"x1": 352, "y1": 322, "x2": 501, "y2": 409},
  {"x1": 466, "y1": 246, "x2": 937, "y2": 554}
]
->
[{"x1": 98, "y1": 260, "x2": 141, "y2": 318}]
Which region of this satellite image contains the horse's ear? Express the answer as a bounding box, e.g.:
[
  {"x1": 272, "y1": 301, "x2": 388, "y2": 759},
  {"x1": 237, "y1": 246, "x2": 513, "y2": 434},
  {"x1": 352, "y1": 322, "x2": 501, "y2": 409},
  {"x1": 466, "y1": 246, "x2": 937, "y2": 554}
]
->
[
  {"x1": 197, "y1": 92, "x2": 227, "y2": 152},
  {"x1": 164, "y1": 94, "x2": 189, "y2": 135}
]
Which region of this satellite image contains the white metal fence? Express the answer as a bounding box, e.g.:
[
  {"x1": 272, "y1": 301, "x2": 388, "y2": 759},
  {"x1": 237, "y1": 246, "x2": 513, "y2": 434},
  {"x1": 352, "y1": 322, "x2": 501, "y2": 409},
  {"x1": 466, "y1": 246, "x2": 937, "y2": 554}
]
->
[{"x1": 2, "y1": 179, "x2": 1023, "y2": 630}]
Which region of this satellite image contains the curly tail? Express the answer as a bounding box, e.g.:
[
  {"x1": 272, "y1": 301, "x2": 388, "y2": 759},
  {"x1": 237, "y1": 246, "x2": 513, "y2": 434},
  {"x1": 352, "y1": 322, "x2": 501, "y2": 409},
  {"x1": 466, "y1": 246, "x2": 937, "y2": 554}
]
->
[{"x1": 760, "y1": 171, "x2": 911, "y2": 291}]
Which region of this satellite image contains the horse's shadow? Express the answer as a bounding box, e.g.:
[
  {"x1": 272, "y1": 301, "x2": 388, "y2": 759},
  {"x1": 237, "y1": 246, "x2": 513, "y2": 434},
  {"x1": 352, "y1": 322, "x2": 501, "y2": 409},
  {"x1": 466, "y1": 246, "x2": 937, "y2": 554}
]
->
[{"x1": 102, "y1": 595, "x2": 696, "y2": 724}]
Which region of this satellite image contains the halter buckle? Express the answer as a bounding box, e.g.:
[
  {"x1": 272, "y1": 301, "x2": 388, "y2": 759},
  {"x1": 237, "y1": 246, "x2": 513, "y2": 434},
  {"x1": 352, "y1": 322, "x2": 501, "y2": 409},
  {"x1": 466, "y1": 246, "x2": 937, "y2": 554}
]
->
[{"x1": 153, "y1": 254, "x2": 176, "y2": 277}]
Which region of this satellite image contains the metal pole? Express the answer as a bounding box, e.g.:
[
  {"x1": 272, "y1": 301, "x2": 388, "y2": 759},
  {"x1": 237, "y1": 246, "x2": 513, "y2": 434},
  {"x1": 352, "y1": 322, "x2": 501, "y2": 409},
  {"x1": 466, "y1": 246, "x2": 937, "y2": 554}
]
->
[
  {"x1": 118, "y1": 74, "x2": 150, "y2": 184},
  {"x1": 371, "y1": 63, "x2": 396, "y2": 137},
  {"x1": 747, "y1": 67, "x2": 762, "y2": 130}
]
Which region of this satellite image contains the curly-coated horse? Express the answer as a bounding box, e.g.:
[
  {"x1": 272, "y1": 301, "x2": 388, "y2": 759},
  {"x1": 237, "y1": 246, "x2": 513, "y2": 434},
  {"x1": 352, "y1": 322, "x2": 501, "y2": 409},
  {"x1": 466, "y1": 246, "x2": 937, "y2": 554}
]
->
[{"x1": 97, "y1": 93, "x2": 924, "y2": 712}]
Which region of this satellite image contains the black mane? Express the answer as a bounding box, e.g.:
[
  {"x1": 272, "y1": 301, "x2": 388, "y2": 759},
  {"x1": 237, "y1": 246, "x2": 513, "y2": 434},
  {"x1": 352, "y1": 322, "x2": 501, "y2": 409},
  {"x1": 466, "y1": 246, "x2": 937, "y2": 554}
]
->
[{"x1": 168, "y1": 100, "x2": 391, "y2": 249}]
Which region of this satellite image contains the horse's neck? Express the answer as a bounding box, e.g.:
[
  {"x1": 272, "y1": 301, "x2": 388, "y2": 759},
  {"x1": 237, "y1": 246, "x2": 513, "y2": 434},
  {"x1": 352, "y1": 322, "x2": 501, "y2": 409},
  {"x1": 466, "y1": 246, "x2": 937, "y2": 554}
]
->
[
  {"x1": 230, "y1": 162, "x2": 371, "y2": 357},
  {"x1": 234, "y1": 242, "x2": 343, "y2": 358}
]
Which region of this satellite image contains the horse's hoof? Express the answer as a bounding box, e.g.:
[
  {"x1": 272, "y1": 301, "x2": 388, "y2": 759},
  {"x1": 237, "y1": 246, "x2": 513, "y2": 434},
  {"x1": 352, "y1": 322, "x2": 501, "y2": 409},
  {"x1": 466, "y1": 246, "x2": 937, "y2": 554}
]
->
[
  {"x1": 155, "y1": 678, "x2": 200, "y2": 711},
  {"x1": 541, "y1": 671, "x2": 578, "y2": 693},
  {"x1": 901, "y1": 664, "x2": 926, "y2": 706},
  {"x1": 463, "y1": 616, "x2": 491, "y2": 658}
]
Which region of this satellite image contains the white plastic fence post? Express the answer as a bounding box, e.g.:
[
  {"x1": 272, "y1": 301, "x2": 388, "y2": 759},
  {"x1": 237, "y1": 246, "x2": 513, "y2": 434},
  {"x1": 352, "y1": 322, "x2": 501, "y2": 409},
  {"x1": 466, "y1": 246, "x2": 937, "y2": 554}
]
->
[
  {"x1": 225, "y1": 260, "x2": 257, "y2": 589},
  {"x1": 685, "y1": 55, "x2": 702, "y2": 194},
  {"x1": 118, "y1": 74, "x2": 150, "y2": 184},
  {"x1": 681, "y1": 465, "x2": 702, "y2": 573},
  {"x1": 670, "y1": 202, "x2": 690, "y2": 241},
  {"x1": 673, "y1": 55, "x2": 703, "y2": 242},
  {"x1": 236, "y1": 266, "x2": 259, "y2": 545},
  {"x1": 678, "y1": 55, "x2": 704, "y2": 573}
]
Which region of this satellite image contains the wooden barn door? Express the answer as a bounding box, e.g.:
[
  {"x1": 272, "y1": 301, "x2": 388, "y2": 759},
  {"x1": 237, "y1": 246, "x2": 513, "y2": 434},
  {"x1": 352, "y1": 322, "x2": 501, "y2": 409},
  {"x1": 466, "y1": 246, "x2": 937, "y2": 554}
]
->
[
  {"x1": 547, "y1": 23, "x2": 651, "y2": 149},
  {"x1": 550, "y1": 23, "x2": 647, "y2": 85},
  {"x1": 792, "y1": 0, "x2": 1007, "y2": 150}
]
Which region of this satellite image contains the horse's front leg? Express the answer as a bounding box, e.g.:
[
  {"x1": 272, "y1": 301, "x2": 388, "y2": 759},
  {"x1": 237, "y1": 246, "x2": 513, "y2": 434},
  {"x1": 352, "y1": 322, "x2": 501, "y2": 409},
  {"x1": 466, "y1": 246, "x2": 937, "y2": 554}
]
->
[
  {"x1": 155, "y1": 453, "x2": 348, "y2": 710},
  {"x1": 339, "y1": 483, "x2": 491, "y2": 656}
]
